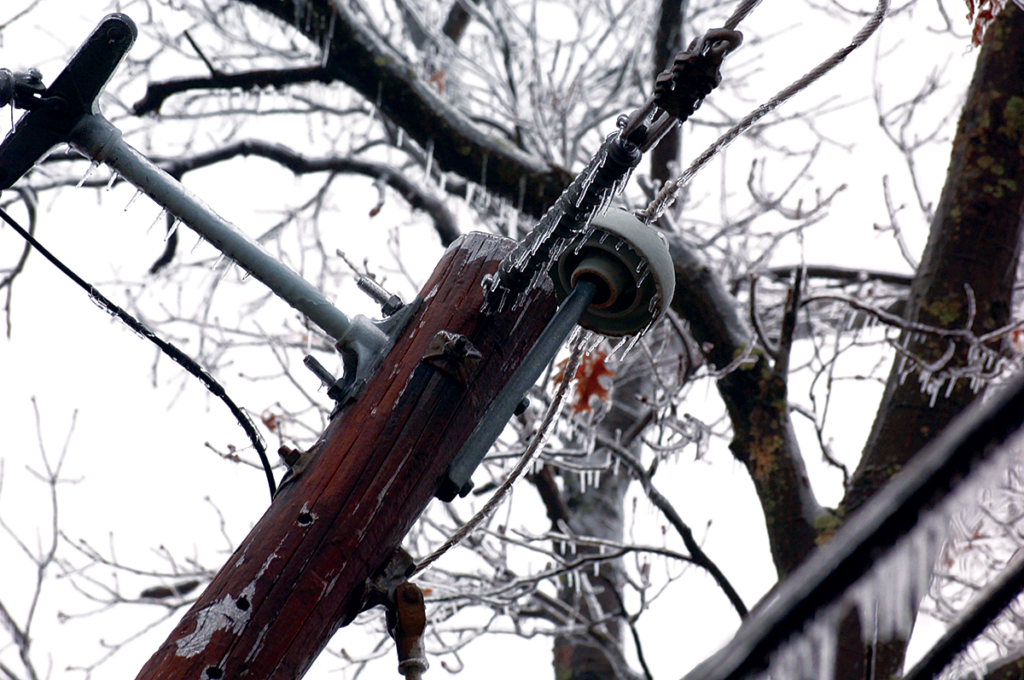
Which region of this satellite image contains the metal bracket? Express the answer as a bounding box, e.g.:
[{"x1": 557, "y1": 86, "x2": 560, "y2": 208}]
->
[
  {"x1": 389, "y1": 582, "x2": 428, "y2": 680},
  {"x1": 0, "y1": 68, "x2": 45, "y2": 110},
  {"x1": 0, "y1": 13, "x2": 136, "y2": 190},
  {"x1": 335, "y1": 297, "x2": 422, "y2": 411},
  {"x1": 357, "y1": 549, "x2": 428, "y2": 679},
  {"x1": 346, "y1": 547, "x2": 416, "y2": 626},
  {"x1": 422, "y1": 331, "x2": 482, "y2": 385},
  {"x1": 274, "y1": 441, "x2": 323, "y2": 496},
  {"x1": 302, "y1": 294, "x2": 422, "y2": 414}
]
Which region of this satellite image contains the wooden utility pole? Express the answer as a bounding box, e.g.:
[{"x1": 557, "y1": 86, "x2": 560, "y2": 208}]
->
[
  {"x1": 134, "y1": 233, "x2": 558, "y2": 679},
  {"x1": 0, "y1": 15, "x2": 682, "y2": 680}
]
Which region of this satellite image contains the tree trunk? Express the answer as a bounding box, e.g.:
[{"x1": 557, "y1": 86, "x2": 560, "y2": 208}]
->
[
  {"x1": 550, "y1": 338, "x2": 656, "y2": 680},
  {"x1": 835, "y1": 6, "x2": 1024, "y2": 679}
]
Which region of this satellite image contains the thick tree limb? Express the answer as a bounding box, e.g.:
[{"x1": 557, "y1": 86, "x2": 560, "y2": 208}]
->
[
  {"x1": 667, "y1": 233, "x2": 822, "y2": 579},
  {"x1": 846, "y1": 3, "x2": 1024, "y2": 518},
  {"x1": 133, "y1": 65, "x2": 335, "y2": 116},
  {"x1": 527, "y1": 465, "x2": 571, "y2": 526},
  {"x1": 761, "y1": 265, "x2": 912, "y2": 288},
  {"x1": 650, "y1": 0, "x2": 687, "y2": 186},
  {"x1": 834, "y1": 7, "x2": 1024, "y2": 680},
  {"x1": 155, "y1": 139, "x2": 460, "y2": 246},
  {"x1": 239, "y1": 0, "x2": 574, "y2": 218}
]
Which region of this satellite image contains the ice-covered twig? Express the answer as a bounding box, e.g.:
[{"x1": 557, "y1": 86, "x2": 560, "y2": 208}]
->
[
  {"x1": 774, "y1": 268, "x2": 803, "y2": 379},
  {"x1": 599, "y1": 435, "x2": 748, "y2": 618},
  {"x1": 749, "y1": 274, "x2": 780, "y2": 360}
]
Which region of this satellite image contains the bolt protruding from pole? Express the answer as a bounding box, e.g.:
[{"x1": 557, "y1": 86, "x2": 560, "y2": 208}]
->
[
  {"x1": 357, "y1": 276, "x2": 404, "y2": 317},
  {"x1": 303, "y1": 355, "x2": 344, "y2": 402}
]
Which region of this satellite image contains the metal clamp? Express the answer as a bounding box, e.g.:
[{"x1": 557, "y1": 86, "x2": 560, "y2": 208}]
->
[{"x1": 0, "y1": 14, "x2": 136, "y2": 191}]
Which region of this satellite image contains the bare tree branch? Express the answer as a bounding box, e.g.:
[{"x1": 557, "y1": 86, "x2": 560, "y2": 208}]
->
[
  {"x1": 667, "y1": 232, "x2": 823, "y2": 578},
  {"x1": 155, "y1": 139, "x2": 460, "y2": 246},
  {"x1": 240, "y1": 0, "x2": 574, "y2": 217},
  {"x1": 601, "y1": 436, "x2": 748, "y2": 618}
]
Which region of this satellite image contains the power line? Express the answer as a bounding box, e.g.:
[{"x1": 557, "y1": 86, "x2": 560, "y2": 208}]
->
[{"x1": 0, "y1": 201, "x2": 277, "y2": 499}]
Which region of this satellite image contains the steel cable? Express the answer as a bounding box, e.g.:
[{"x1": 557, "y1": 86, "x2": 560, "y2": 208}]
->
[{"x1": 0, "y1": 201, "x2": 277, "y2": 499}]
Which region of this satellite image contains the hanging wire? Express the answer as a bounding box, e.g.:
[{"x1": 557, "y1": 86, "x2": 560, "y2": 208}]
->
[
  {"x1": 723, "y1": 0, "x2": 764, "y2": 30},
  {"x1": 413, "y1": 332, "x2": 589, "y2": 576},
  {"x1": 636, "y1": 0, "x2": 890, "y2": 224},
  {"x1": 0, "y1": 202, "x2": 277, "y2": 499}
]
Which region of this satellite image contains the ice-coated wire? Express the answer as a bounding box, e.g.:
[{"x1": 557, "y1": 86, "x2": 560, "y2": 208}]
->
[
  {"x1": 0, "y1": 203, "x2": 277, "y2": 499},
  {"x1": 723, "y1": 0, "x2": 764, "y2": 30},
  {"x1": 679, "y1": 365, "x2": 1024, "y2": 680},
  {"x1": 637, "y1": 0, "x2": 890, "y2": 225},
  {"x1": 902, "y1": 550, "x2": 1024, "y2": 680},
  {"x1": 412, "y1": 332, "x2": 588, "y2": 576}
]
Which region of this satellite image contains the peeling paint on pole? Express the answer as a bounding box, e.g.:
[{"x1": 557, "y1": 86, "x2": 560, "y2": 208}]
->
[{"x1": 176, "y1": 584, "x2": 256, "y2": 658}]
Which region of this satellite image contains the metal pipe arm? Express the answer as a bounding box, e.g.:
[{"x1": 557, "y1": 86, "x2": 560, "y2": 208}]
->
[{"x1": 70, "y1": 114, "x2": 380, "y2": 349}]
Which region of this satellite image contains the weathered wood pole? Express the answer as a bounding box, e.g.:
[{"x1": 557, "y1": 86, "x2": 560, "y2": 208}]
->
[{"x1": 135, "y1": 232, "x2": 558, "y2": 679}]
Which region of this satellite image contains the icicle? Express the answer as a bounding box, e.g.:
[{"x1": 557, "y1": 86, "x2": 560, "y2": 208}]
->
[
  {"x1": 424, "y1": 139, "x2": 434, "y2": 181},
  {"x1": 608, "y1": 336, "x2": 629, "y2": 360},
  {"x1": 945, "y1": 377, "x2": 959, "y2": 397},
  {"x1": 573, "y1": 230, "x2": 590, "y2": 256},
  {"x1": 321, "y1": 9, "x2": 336, "y2": 65},
  {"x1": 124, "y1": 188, "x2": 143, "y2": 211},
  {"x1": 567, "y1": 325, "x2": 584, "y2": 348},
  {"x1": 396, "y1": 128, "x2": 404, "y2": 148},
  {"x1": 165, "y1": 219, "x2": 179, "y2": 242},
  {"x1": 76, "y1": 161, "x2": 100, "y2": 188},
  {"x1": 105, "y1": 172, "x2": 119, "y2": 191},
  {"x1": 147, "y1": 209, "x2": 167, "y2": 234},
  {"x1": 574, "y1": 151, "x2": 605, "y2": 208}
]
